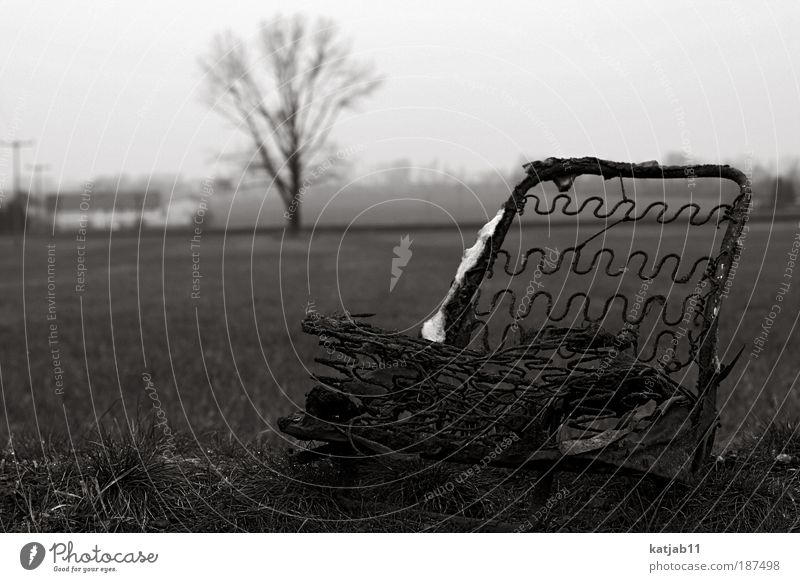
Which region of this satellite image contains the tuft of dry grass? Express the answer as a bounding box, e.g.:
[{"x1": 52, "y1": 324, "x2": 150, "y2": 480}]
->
[{"x1": 1, "y1": 419, "x2": 797, "y2": 533}]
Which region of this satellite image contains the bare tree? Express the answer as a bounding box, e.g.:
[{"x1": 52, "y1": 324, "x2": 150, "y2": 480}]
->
[{"x1": 200, "y1": 15, "x2": 381, "y2": 233}]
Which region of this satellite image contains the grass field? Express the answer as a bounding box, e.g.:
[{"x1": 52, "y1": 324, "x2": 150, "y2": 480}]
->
[
  {"x1": 1, "y1": 217, "x2": 799, "y2": 531},
  {"x1": 2, "y1": 219, "x2": 798, "y2": 445}
]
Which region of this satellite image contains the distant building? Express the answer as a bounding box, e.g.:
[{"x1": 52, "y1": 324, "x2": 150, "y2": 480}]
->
[
  {"x1": 39, "y1": 189, "x2": 205, "y2": 232},
  {"x1": 42, "y1": 191, "x2": 161, "y2": 232},
  {"x1": 157, "y1": 194, "x2": 202, "y2": 228}
]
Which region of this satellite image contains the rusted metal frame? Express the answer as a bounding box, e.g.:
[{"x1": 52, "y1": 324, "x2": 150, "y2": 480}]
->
[
  {"x1": 691, "y1": 182, "x2": 751, "y2": 445},
  {"x1": 439, "y1": 157, "x2": 750, "y2": 351}
]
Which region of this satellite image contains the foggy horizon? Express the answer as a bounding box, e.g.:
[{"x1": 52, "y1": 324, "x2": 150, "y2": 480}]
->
[{"x1": 1, "y1": 0, "x2": 799, "y2": 191}]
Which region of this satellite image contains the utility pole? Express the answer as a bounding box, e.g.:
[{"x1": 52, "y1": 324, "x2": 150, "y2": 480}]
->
[
  {"x1": 1, "y1": 139, "x2": 36, "y2": 199},
  {"x1": 27, "y1": 163, "x2": 50, "y2": 196},
  {"x1": 27, "y1": 163, "x2": 50, "y2": 229},
  {"x1": 0, "y1": 140, "x2": 35, "y2": 234}
]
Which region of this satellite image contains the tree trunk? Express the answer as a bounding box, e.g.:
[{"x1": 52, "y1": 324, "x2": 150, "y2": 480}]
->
[
  {"x1": 286, "y1": 159, "x2": 303, "y2": 235},
  {"x1": 286, "y1": 192, "x2": 301, "y2": 235}
]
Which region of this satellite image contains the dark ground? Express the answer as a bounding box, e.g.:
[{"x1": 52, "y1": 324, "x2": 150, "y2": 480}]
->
[{"x1": 1, "y1": 218, "x2": 799, "y2": 531}]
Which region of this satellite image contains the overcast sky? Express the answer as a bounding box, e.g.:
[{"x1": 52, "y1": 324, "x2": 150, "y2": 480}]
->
[{"x1": 1, "y1": 0, "x2": 798, "y2": 188}]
